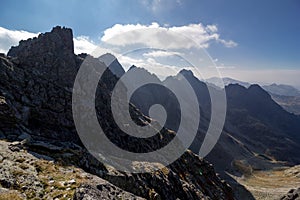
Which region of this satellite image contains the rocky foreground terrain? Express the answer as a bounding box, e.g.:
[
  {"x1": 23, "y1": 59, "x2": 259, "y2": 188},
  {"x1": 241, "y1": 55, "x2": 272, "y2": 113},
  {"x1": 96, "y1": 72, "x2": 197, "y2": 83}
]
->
[
  {"x1": 0, "y1": 140, "x2": 145, "y2": 199},
  {"x1": 0, "y1": 26, "x2": 235, "y2": 199}
]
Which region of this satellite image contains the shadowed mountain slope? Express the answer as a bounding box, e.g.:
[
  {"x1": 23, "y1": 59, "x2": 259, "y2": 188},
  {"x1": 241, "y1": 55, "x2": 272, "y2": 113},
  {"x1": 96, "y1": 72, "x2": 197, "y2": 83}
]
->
[{"x1": 0, "y1": 26, "x2": 235, "y2": 200}]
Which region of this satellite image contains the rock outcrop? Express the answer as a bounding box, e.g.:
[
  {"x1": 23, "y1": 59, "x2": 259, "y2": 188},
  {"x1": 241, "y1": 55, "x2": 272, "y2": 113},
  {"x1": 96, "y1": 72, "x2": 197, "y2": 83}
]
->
[
  {"x1": 0, "y1": 26, "x2": 81, "y2": 144},
  {"x1": 279, "y1": 188, "x2": 300, "y2": 200},
  {"x1": 0, "y1": 140, "x2": 145, "y2": 199},
  {"x1": 8, "y1": 26, "x2": 77, "y2": 88}
]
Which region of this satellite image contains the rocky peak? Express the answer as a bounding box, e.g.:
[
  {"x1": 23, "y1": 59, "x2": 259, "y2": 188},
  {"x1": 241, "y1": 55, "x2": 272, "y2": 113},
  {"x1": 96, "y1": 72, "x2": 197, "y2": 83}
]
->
[
  {"x1": 8, "y1": 26, "x2": 74, "y2": 58},
  {"x1": 179, "y1": 69, "x2": 194, "y2": 77},
  {"x1": 248, "y1": 84, "x2": 271, "y2": 98},
  {"x1": 98, "y1": 53, "x2": 116, "y2": 64},
  {"x1": 99, "y1": 53, "x2": 125, "y2": 78},
  {"x1": 129, "y1": 65, "x2": 137, "y2": 71},
  {"x1": 225, "y1": 83, "x2": 248, "y2": 97},
  {"x1": 176, "y1": 69, "x2": 209, "y2": 91},
  {"x1": 7, "y1": 26, "x2": 77, "y2": 88}
]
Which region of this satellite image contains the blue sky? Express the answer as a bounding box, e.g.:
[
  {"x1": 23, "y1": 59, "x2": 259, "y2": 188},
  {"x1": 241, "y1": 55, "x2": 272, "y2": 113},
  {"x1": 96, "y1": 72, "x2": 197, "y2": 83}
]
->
[{"x1": 0, "y1": 0, "x2": 300, "y2": 86}]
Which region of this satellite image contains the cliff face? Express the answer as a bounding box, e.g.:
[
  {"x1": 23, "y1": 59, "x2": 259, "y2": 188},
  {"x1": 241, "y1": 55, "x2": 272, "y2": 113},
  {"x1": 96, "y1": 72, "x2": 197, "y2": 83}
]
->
[
  {"x1": 1, "y1": 27, "x2": 80, "y2": 143},
  {"x1": 0, "y1": 26, "x2": 235, "y2": 199}
]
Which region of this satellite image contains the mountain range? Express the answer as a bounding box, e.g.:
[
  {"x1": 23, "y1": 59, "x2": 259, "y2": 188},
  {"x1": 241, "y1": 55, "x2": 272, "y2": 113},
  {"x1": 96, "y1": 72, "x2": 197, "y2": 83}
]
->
[
  {"x1": 206, "y1": 77, "x2": 300, "y2": 115},
  {"x1": 104, "y1": 52, "x2": 300, "y2": 198},
  {"x1": 206, "y1": 77, "x2": 300, "y2": 97},
  {"x1": 0, "y1": 26, "x2": 235, "y2": 200},
  {"x1": 0, "y1": 26, "x2": 300, "y2": 199},
  {"x1": 107, "y1": 55, "x2": 300, "y2": 198},
  {"x1": 206, "y1": 77, "x2": 251, "y2": 88},
  {"x1": 122, "y1": 67, "x2": 300, "y2": 169}
]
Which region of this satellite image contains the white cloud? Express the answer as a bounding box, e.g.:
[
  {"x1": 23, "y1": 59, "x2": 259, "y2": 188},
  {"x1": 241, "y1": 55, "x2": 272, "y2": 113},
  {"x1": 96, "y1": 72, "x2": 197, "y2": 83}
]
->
[
  {"x1": 143, "y1": 50, "x2": 183, "y2": 58},
  {"x1": 101, "y1": 22, "x2": 160, "y2": 41},
  {"x1": 140, "y1": 58, "x2": 180, "y2": 79},
  {"x1": 73, "y1": 36, "x2": 97, "y2": 54},
  {"x1": 117, "y1": 54, "x2": 180, "y2": 79},
  {"x1": 117, "y1": 55, "x2": 146, "y2": 69},
  {"x1": 206, "y1": 25, "x2": 218, "y2": 33},
  {"x1": 0, "y1": 27, "x2": 38, "y2": 53},
  {"x1": 218, "y1": 39, "x2": 238, "y2": 48},
  {"x1": 101, "y1": 22, "x2": 237, "y2": 49}
]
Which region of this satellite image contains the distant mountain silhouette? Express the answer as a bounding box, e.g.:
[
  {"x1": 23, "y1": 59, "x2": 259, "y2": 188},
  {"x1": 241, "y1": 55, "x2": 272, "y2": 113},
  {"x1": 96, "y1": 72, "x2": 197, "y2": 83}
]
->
[
  {"x1": 206, "y1": 77, "x2": 300, "y2": 97},
  {"x1": 206, "y1": 77, "x2": 251, "y2": 88},
  {"x1": 221, "y1": 84, "x2": 300, "y2": 166},
  {"x1": 99, "y1": 53, "x2": 125, "y2": 77},
  {"x1": 206, "y1": 77, "x2": 300, "y2": 116},
  {"x1": 123, "y1": 66, "x2": 300, "y2": 174},
  {"x1": 262, "y1": 83, "x2": 300, "y2": 97}
]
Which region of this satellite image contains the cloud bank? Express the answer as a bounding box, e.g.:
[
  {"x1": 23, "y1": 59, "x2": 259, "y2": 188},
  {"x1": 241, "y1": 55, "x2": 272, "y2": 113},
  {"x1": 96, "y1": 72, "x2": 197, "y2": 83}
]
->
[
  {"x1": 0, "y1": 22, "x2": 236, "y2": 55},
  {"x1": 0, "y1": 27, "x2": 38, "y2": 53},
  {"x1": 101, "y1": 22, "x2": 237, "y2": 49},
  {"x1": 73, "y1": 36, "x2": 97, "y2": 54}
]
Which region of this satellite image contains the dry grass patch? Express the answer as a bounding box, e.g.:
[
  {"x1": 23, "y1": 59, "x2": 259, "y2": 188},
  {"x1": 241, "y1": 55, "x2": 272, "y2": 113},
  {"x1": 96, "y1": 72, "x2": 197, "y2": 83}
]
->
[
  {"x1": 232, "y1": 166, "x2": 300, "y2": 200},
  {"x1": 33, "y1": 160, "x2": 89, "y2": 199},
  {"x1": 0, "y1": 191, "x2": 23, "y2": 200}
]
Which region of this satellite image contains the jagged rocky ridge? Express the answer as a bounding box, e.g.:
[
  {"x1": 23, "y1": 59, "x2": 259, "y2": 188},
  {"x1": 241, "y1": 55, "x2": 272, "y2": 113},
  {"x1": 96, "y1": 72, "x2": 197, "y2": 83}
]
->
[
  {"x1": 124, "y1": 64, "x2": 300, "y2": 199},
  {"x1": 126, "y1": 66, "x2": 300, "y2": 171},
  {"x1": 0, "y1": 26, "x2": 234, "y2": 199}
]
